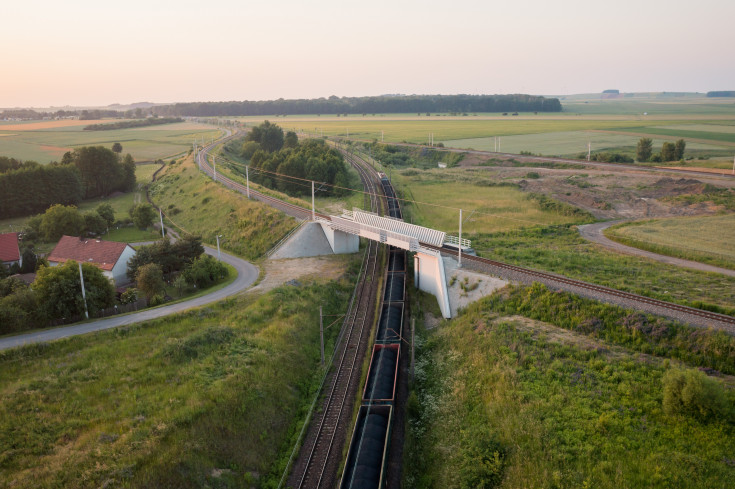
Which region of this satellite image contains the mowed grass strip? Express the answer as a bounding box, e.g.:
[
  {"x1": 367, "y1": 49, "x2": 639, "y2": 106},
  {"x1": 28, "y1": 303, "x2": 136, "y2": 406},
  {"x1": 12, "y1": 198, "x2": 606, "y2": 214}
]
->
[
  {"x1": 0, "y1": 279, "x2": 354, "y2": 488},
  {"x1": 605, "y1": 215, "x2": 735, "y2": 270},
  {"x1": 392, "y1": 169, "x2": 588, "y2": 234},
  {"x1": 148, "y1": 154, "x2": 297, "y2": 260}
]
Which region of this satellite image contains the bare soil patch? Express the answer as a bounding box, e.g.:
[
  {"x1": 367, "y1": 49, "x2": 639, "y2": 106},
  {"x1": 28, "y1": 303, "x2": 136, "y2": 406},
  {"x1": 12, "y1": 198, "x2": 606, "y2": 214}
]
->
[{"x1": 250, "y1": 255, "x2": 352, "y2": 294}]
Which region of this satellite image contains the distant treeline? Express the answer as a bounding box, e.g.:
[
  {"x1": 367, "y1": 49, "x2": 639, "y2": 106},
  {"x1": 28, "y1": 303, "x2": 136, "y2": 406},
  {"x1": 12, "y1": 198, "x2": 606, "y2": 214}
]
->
[
  {"x1": 150, "y1": 94, "x2": 562, "y2": 117},
  {"x1": 706, "y1": 91, "x2": 735, "y2": 98},
  {"x1": 0, "y1": 107, "x2": 158, "y2": 121},
  {"x1": 83, "y1": 117, "x2": 183, "y2": 131},
  {"x1": 0, "y1": 148, "x2": 135, "y2": 219}
]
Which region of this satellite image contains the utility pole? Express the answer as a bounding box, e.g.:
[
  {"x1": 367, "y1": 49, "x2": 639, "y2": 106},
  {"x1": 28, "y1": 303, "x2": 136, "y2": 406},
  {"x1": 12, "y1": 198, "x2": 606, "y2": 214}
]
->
[
  {"x1": 494, "y1": 136, "x2": 497, "y2": 152},
  {"x1": 381, "y1": 130, "x2": 384, "y2": 142},
  {"x1": 78, "y1": 262, "x2": 89, "y2": 319},
  {"x1": 458, "y1": 208, "x2": 463, "y2": 268},
  {"x1": 159, "y1": 209, "x2": 165, "y2": 238},
  {"x1": 411, "y1": 317, "x2": 415, "y2": 381},
  {"x1": 311, "y1": 181, "x2": 315, "y2": 220},
  {"x1": 319, "y1": 306, "x2": 325, "y2": 366},
  {"x1": 216, "y1": 235, "x2": 222, "y2": 261},
  {"x1": 588, "y1": 141, "x2": 591, "y2": 162},
  {"x1": 246, "y1": 165, "x2": 250, "y2": 198}
]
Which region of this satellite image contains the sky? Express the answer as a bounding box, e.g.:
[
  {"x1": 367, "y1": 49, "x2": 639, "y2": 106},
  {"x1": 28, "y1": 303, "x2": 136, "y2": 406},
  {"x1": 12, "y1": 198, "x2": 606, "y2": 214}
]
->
[{"x1": 2, "y1": 0, "x2": 733, "y2": 108}]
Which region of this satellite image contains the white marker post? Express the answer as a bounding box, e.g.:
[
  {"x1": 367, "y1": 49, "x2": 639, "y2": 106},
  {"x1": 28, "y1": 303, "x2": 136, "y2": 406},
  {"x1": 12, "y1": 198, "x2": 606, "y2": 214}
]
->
[
  {"x1": 78, "y1": 262, "x2": 89, "y2": 319},
  {"x1": 458, "y1": 208, "x2": 463, "y2": 268}
]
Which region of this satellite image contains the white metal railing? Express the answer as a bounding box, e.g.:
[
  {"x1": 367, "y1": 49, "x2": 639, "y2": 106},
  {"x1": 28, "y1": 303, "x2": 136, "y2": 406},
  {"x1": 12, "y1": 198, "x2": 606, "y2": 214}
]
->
[{"x1": 444, "y1": 235, "x2": 472, "y2": 248}]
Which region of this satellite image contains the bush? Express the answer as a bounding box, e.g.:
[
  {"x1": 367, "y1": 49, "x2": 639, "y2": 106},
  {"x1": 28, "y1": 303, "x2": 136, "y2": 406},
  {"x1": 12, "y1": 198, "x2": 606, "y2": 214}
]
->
[
  {"x1": 184, "y1": 255, "x2": 227, "y2": 289},
  {"x1": 458, "y1": 427, "x2": 506, "y2": 489},
  {"x1": 663, "y1": 368, "x2": 729, "y2": 421},
  {"x1": 120, "y1": 288, "x2": 138, "y2": 305}
]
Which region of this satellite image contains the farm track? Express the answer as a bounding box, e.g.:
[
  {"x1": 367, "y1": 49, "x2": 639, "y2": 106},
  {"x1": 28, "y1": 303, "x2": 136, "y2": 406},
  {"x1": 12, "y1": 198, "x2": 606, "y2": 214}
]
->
[{"x1": 286, "y1": 149, "x2": 383, "y2": 489}]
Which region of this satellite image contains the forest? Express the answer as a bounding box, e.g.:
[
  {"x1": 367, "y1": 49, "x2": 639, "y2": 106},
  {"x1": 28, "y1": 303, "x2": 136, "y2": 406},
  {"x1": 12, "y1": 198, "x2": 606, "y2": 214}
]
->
[{"x1": 151, "y1": 94, "x2": 562, "y2": 117}]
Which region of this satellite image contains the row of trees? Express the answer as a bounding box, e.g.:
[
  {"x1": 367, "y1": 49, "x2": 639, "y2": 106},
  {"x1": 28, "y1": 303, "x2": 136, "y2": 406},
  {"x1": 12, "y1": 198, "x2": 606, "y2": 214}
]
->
[
  {"x1": 636, "y1": 138, "x2": 686, "y2": 162},
  {"x1": 83, "y1": 117, "x2": 183, "y2": 131},
  {"x1": 243, "y1": 123, "x2": 350, "y2": 197},
  {"x1": 150, "y1": 94, "x2": 562, "y2": 117},
  {"x1": 0, "y1": 146, "x2": 136, "y2": 219}
]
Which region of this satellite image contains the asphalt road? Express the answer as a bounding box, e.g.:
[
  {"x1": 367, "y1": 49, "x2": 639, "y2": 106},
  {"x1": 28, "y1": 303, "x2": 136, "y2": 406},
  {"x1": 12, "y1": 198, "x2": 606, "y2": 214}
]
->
[{"x1": 0, "y1": 245, "x2": 259, "y2": 352}]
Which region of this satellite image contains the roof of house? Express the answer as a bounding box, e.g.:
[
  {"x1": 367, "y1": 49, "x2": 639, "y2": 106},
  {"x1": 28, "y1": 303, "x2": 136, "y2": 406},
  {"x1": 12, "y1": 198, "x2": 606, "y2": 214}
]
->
[
  {"x1": 0, "y1": 232, "x2": 20, "y2": 263},
  {"x1": 47, "y1": 236, "x2": 131, "y2": 271}
]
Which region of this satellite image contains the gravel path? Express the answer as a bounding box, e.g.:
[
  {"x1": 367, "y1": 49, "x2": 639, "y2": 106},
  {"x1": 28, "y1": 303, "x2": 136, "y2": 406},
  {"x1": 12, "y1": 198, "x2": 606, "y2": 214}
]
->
[{"x1": 578, "y1": 221, "x2": 735, "y2": 278}]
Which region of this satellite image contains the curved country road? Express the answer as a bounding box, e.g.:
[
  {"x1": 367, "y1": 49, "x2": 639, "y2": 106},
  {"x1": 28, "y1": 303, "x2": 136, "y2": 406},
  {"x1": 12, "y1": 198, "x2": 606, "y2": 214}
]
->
[
  {"x1": 578, "y1": 221, "x2": 735, "y2": 277},
  {"x1": 0, "y1": 245, "x2": 259, "y2": 352}
]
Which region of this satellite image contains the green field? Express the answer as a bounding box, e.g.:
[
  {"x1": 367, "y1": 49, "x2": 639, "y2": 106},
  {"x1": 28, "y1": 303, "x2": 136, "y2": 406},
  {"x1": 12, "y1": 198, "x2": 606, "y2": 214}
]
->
[
  {"x1": 391, "y1": 168, "x2": 591, "y2": 234},
  {"x1": 0, "y1": 122, "x2": 222, "y2": 163},
  {"x1": 404, "y1": 286, "x2": 735, "y2": 489},
  {"x1": 443, "y1": 131, "x2": 730, "y2": 157},
  {"x1": 605, "y1": 215, "x2": 735, "y2": 270},
  {"x1": 0, "y1": 278, "x2": 354, "y2": 488}
]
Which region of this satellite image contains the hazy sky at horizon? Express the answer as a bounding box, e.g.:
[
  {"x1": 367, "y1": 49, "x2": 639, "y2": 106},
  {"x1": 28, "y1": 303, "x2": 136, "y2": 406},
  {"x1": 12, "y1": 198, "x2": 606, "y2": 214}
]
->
[{"x1": 2, "y1": 0, "x2": 733, "y2": 108}]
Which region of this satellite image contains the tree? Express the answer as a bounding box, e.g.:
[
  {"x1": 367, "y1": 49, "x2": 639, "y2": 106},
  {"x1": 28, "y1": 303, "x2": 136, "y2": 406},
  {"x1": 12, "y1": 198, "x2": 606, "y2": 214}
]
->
[
  {"x1": 83, "y1": 212, "x2": 108, "y2": 236},
  {"x1": 72, "y1": 146, "x2": 123, "y2": 198},
  {"x1": 96, "y1": 203, "x2": 115, "y2": 227},
  {"x1": 246, "y1": 120, "x2": 284, "y2": 153},
  {"x1": 135, "y1": 263, "x2": 165, "y2": 302},
  {"x1": 130, "y1": 203, "x2": 156, "y2": 230},
  {"x1": 39, "y1": 204, "x2": 84, "y2": 241},
  {"x1": 32, "y1": 260, "x2": 115, "y2": 319},
  {"x1": 241, "y1": 141, "x2": 261, "y2": 160},
  {"x1": 663, "y1": 368, "x2": 728, "y2": 421},
  {"x1": 19, "y1": 248, "x2": 37, "y2": 273},
  {"x1": 674, "y1": 139, "x2": 686, "y2": 160},
  {"x1": 284, "y1": 131, "x2": 298, "y2": 148},
  {"x1": 183, "y1": 255, "x2": 227, "y2": 288},
  {"x1": 636, "y1": 138, "x2": 653, "y2": 162},
  {"x1": 121, "y1": 154, "x2": 136, "y2": 192},
  {"x1": 112, "y1": 142, "x2": 123, "y2": 154},
  {"x1": 661, "y1": 142, "x2": 677, "y2": 162}
]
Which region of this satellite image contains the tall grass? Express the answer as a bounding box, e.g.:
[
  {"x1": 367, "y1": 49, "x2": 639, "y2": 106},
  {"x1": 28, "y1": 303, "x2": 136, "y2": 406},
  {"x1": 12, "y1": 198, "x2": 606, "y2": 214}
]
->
[
  {"x1": 0, "y1": 276, "x2": 356, "y2": 488},
  {"x1": 403, "y1": 291, "x2": 735, "y2": 488}
]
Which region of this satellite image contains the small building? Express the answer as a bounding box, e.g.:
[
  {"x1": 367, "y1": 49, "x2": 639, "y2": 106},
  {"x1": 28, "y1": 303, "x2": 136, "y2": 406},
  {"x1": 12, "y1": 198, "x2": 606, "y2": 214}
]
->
[
  {"x1": 47, "y1": 236, "x2": 136, "y2": 286},
  {"x1": 0, "y1": 232, "x2": 21, "y2": 270}
]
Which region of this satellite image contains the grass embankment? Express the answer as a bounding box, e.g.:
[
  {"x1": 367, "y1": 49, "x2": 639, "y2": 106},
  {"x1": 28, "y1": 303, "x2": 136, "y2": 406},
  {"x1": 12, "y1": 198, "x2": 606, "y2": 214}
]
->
[
  {"x1": 472, "y1": 225, "x2": 735, "y2": 315},
  {"x1": 605, "y1": 215, "x2": 735, "y2": 271},
  {"x1": 391, "y1": 168, "x2": 593, "y2": 234},
  {"x1": 404, "y1": 285, "x2": 735, "y2": 489},
  {"x1": 0, "y1": 276, "x2": 357, "y2": 488},
  {"x1": 148, "y1": 154, "x2": 297, "y2": 260}
]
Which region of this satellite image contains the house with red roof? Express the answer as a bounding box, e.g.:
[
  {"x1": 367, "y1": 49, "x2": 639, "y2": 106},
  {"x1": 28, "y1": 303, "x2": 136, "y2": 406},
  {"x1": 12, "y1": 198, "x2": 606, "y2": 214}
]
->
[
  {"x1": 47, "y1": 236, "x2": 136, "y2": 286},
  {"x1": 0, "y1": 232, "x2": 21, "y2": 270}
]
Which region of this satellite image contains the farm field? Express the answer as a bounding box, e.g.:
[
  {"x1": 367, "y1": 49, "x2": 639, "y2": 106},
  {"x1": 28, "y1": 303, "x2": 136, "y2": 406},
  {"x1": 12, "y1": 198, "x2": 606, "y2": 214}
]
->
[
  {"x1": 391, "y1": 168, "x2": 591, "y2": 234},
  {"x1": 0, "y1": 120, "x2": 222, "y2": 163},
  {"x1": 605, "y1": 214, "x2": 735, "y2": 270},
  {"x1": 442, "y1": 131, "x2": 729, "y2": 157},
  {"x1": 0, "y1": 277, "x2": 355, "y2": 488},
  {"x1": 404, "y1": 287, "x2": 735, "y2": 489}
]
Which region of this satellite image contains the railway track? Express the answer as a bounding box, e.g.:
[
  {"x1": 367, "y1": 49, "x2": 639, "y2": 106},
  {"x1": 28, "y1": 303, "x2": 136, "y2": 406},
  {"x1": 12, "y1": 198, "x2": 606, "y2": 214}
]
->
[
  {"x1": 198, "y1": 135, "x2": 735, "y2": 333},
  {"x1": 428, "y1": 244, "x2": 735, "y2": 331},
  {"x1": 286, "y1": 150, "x2": 384, "y2": 489}
]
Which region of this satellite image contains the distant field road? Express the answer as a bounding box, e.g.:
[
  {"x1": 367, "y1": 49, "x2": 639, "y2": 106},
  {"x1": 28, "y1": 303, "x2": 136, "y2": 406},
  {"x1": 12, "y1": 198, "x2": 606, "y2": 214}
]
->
[
  {"x1": 0, "y1": 245, "x2": 258, "y2": 352},
  {"x1": 578, "y1": 221, "x2": 735, "y2": 277}
]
